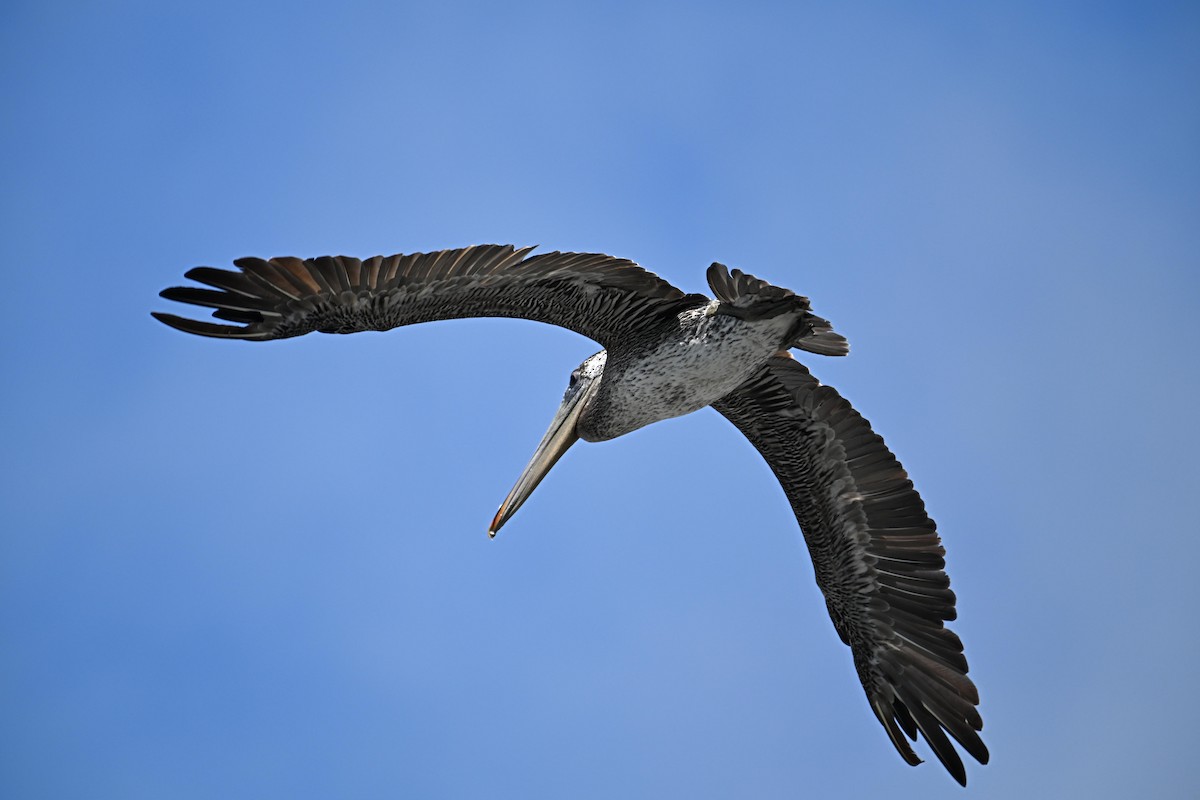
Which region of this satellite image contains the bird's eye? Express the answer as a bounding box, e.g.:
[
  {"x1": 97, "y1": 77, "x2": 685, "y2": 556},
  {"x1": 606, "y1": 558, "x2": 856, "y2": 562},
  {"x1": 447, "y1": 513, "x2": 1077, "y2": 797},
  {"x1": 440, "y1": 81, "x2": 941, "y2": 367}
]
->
[{"x1": 568, "y1": 370, "x2": 580, "y2": 388}]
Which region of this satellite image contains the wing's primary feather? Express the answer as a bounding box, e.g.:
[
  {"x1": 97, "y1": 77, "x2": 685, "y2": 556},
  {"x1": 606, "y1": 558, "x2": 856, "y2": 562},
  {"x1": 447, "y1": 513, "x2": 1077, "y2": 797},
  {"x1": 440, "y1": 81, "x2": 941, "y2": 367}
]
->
[
  {"x1": 711, "y1": 356, "x2": 986, "y2": 786},
  {"x1": 154, "y1": 245, "x2": 709, "y2": 348}
]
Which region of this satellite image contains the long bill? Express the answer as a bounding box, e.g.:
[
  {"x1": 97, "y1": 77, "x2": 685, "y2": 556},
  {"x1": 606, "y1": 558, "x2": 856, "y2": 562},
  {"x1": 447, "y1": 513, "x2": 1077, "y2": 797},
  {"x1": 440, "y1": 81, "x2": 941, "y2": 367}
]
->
[{"x1": 488, "y1": 382, "x2": 594, "y2": 537}]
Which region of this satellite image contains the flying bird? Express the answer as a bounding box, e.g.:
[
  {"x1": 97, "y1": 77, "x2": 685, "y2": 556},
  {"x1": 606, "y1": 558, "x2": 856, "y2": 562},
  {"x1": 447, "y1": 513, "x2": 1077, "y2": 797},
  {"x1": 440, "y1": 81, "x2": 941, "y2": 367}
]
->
[{"x1": 154, "y1": 244, "x2": 987, "y2": 785}]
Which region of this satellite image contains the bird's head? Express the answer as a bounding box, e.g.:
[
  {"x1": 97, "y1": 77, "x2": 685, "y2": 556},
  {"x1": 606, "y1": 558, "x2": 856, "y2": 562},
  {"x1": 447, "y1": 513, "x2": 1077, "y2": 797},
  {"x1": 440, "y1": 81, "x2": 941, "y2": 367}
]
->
[{"x1": 488, "y1": 351, "x2": 607, "y2": 536}]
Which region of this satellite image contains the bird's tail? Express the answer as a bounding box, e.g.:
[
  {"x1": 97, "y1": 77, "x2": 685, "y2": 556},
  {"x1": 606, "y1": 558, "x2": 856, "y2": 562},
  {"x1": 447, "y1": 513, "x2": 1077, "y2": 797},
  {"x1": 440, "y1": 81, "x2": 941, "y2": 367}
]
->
[{"x1": 706, "y1": 262, "x2": 849, "y2": 356}]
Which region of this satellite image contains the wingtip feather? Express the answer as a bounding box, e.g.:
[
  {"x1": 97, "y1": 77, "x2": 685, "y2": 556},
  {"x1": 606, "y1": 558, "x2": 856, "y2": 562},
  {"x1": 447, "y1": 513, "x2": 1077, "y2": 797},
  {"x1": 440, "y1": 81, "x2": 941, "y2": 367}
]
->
[{"x1": 151, "y1": 311, "x2": 260, "y2": 339}]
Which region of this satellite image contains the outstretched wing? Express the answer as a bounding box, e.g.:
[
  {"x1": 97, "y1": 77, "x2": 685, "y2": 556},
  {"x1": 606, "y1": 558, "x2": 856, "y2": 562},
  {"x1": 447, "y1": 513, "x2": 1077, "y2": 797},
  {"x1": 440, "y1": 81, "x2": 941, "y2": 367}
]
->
[
  {"x1": 711, "y1": 355, "x2": 987, "y2": 786},
  {"x1": 154, "y1": 244, "x2": 709, "y2": 348}
]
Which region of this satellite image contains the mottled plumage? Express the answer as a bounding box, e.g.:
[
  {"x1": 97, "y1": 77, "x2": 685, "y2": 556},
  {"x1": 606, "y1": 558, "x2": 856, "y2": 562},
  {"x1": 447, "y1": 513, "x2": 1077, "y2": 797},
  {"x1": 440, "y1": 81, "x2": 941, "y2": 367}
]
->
[{"x1": 155, "y1": 244, "x2": 986, "y2": 785}]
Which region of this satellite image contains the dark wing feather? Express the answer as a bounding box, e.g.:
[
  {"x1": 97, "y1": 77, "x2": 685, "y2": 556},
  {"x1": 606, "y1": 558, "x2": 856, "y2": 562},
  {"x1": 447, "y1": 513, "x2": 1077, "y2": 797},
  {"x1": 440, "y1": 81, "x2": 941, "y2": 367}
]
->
[
  {"x1": 705, "y1": 263, "x2": 849, "y2": 356},
  {"x1": 154, "y1": 245, "x2": 709, "y2": 348},
  {"x1": 711, "y1": 355, "x2": 986, "y2": 786}
]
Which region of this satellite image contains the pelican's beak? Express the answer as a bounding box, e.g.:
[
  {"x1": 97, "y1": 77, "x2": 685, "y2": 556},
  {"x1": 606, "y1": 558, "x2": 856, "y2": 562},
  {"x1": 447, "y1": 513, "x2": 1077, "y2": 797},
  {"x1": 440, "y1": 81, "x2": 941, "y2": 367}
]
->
[{"x1": 488, "y1": 379, "x2": 596, "y2": 537}]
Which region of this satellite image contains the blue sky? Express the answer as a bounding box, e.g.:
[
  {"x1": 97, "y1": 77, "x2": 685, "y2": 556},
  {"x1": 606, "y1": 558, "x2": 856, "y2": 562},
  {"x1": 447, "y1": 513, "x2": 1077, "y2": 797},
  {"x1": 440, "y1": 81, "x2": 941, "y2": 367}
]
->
[{"x1": 2, "y1": 2, "x2": 1197, "y2": 797}]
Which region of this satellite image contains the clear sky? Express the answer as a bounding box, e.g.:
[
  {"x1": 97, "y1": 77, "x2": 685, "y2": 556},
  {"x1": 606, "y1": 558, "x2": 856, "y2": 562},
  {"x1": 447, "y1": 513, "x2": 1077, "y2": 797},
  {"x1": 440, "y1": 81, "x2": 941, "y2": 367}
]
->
[{"x1": 2, "y1": 2, "x2": 1197, "y2": 797}]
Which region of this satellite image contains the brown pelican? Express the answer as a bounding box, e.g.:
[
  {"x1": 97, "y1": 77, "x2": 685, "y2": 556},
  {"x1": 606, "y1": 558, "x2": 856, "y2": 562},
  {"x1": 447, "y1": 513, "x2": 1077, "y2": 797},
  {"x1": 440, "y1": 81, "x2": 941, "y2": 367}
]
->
[{"x1": 154, "y1": 244, "x2": 987, "y2": 785}]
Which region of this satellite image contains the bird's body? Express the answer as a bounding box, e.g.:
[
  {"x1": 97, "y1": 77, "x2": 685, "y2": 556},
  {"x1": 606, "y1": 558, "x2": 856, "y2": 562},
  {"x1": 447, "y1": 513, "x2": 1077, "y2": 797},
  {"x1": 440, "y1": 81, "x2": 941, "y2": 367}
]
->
[
  {"x1": 155, "y1": 244, "x2": 987, "y2": 785},
  {"x1": 578, "y1": 301, "x2": 801, "y2": 440}
]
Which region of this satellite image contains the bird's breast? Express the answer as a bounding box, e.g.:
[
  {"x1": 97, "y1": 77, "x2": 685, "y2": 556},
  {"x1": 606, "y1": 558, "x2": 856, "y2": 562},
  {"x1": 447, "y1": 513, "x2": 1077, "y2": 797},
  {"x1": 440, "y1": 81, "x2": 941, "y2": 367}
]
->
[{"x1": 579, "y1": 307, "x2": 799, "y2": 441}]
